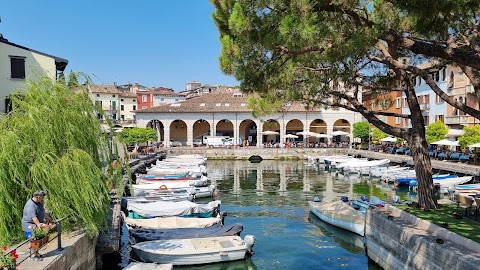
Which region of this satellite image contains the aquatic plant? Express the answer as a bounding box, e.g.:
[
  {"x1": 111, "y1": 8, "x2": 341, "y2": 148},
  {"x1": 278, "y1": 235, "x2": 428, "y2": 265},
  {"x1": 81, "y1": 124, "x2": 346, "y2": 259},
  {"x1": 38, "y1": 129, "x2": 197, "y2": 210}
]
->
[{"x1": 0, "y1": 77, "x2": 122, "y2": 244}]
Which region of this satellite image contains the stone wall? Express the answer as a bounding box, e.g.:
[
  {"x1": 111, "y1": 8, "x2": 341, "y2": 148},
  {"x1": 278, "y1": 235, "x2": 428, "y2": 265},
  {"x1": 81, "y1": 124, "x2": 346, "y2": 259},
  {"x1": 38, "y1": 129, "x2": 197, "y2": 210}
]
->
[
  {"x1": 46, "y1": 233, "x2": 97, "y2": 270},
  {"x1": 366, "y1": 205, "x2": 480, "y2": 270}
]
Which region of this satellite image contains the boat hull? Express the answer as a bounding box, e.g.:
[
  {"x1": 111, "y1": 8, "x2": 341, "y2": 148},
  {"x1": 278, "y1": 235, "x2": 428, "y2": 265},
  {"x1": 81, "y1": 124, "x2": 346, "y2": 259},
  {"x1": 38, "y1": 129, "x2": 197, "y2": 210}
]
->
[
  {"x1": 132, "y1": 236, "x2": 249, "y2": 265},
  {"x1": 308, "y1": 201, "x2": 365, "y2": 236}
]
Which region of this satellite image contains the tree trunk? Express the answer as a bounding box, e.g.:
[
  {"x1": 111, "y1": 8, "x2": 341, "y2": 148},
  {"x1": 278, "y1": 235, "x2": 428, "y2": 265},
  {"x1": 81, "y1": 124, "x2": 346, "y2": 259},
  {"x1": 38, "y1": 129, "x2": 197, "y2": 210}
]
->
[{"x1": 407, "y1": 131, "x2": 438, "y2": 210}]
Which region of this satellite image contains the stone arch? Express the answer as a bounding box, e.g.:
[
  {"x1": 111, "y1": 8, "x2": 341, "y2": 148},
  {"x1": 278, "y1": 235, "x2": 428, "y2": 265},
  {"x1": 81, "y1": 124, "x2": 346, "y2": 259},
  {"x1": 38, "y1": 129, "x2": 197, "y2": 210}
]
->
[
  {"x1": 239, "y1": 119, "x2": 257, "y2": 146},
  {"x1": 262, "y1": 119, "x2": 280, "y2": 144},
  {"x1": 333, "y1": 119, "x2": 351, "y2": 143},
  {"x1": 193, "y1": 119, "x2": 210, "y2": 146},
  {"x1": 286, "y1": 119, "x2": 303, "y2": 134},
  {"x1": 216, "y1": 119, "x2": 233, "y2": 137},
  {"x1": 170, "y1": 119, "x2": 187, "y2": 145},
  {"x1": 310, "y1": 119, "x2": 327, "y2": 143}
]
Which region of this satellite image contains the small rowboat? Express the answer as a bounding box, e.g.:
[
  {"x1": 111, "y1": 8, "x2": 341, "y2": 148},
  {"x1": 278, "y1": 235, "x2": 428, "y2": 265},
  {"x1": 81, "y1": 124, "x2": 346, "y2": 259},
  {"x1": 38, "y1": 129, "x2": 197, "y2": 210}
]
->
[{"x1": 132, "y1": 235, "x2": 256, "y2": 265}]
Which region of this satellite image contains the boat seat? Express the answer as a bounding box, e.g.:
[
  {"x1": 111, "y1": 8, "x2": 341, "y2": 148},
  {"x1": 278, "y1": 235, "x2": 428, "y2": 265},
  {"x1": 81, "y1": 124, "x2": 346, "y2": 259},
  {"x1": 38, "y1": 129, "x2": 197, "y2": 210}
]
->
[
  {"x1": 456, "y1": 194, "x2": 474, "y2": 216},
  {"x1": 219, "y1": 240, "x2": 235, "y2": 248}
]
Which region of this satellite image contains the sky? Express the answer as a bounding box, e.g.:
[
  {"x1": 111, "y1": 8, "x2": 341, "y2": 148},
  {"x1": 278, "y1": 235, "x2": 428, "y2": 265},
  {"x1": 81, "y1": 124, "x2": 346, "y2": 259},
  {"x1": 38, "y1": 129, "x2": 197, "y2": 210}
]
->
[{"x1": 1, "y1": 0, "x2": 238, "y2": 91}]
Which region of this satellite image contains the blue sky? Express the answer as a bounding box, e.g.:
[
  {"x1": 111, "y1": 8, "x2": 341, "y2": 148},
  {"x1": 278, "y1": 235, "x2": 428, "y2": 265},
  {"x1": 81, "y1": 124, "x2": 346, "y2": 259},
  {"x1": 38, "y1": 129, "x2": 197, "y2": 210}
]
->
[{"x1": 1, "y1": 1, "x2": 238, "y2": 91}]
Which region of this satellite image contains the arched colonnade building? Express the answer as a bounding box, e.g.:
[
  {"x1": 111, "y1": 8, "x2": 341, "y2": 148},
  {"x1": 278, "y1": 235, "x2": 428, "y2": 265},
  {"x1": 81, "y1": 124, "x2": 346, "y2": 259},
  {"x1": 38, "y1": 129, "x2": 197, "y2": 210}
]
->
[{"x1": 134, "y1": 89, "x2": 361, "y2": 147}]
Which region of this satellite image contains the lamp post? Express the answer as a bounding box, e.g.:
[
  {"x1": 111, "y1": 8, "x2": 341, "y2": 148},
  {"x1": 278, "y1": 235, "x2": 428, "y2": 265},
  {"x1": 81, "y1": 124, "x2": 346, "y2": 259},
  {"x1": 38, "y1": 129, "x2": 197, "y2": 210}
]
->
[{"x1": 368, "y1": 125, "x2": 371, "y2": 151}]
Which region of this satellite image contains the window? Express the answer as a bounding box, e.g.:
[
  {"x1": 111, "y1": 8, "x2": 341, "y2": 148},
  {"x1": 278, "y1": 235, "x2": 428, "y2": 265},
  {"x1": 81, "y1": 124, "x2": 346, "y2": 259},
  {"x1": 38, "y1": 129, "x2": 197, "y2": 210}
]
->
[
  {"x1": 142, "y1": 95, "x2": 147, "y2": 102},
  {"x1": 121, "y1": 115, "x2": 125, "y2": 120},
  {"x1": 200, "y1": 103, "x2": 206, "y2": 106},
  {"x1": 95, "y1": 101, "x2": 102, "y2": 107},
  {"x1": 112, "y1": 95, "x2": 116, "y2": 98},
  {"x1": 133, "y1": 105, "x2": 136, "y2": 110},
  {"x1": 403, "y1": 97, "x2": 407, "y2": 107},
  {"x1": 10, "y1": 56, "x2": 25, "y2": 79},
  {"x1": 224, "y1": 103, "x2": 230, "y2": 106},
  {"x1": 395, "y1": 117, "x2": 401, "y2": 124},
  {"x1": 112, "y1": 114, "x2": 117, "y2": 120},
  {"x1": 436, "y1": 115, "x2": 444, "y2": 122},
  {"x1": 120, "y1": 105, "x2": 124, "y2": 111},
  {"x1": 425, "y1": 94, "x2": 430, "y2": 104},
  {"x1": 96, "y1": 94, "x2": 100, "y2": 97},
  {"x1": 423, "y1": 115, "x2": 429, "y2": 125},
  {"x1": 111, "y1": 101, "x2": 117, "y2": 110},
  {"x1": 133, "y1": 99, "x2": 136, "y2": 102},
  {"x1": 216, "y1": 103, "x2": 221, "y2": 106},
  {"x1": 121, "y1": 99, "x2": 124, "y2": 102},
  {"x1": 97, "y1": 113, "x2": 102, "y2": 120},
  {"x1": 241, "y1": 103, "x2": 246, "y2": 107},
  {"x1": 175, "y1": 99, "x2": 178, "y2": 101},
  {"x1": 396, "y1": 97, "x2": 401, "y2": 108},
  {"x1": 435, "y1": 94, "x2": 444, "y2": 103},
  {"x1": 161, "y1": 98, "x2": 164, "y2": 101},
  {"x1": 142, "y1": 106, "x2": 147, "y2": 109}
]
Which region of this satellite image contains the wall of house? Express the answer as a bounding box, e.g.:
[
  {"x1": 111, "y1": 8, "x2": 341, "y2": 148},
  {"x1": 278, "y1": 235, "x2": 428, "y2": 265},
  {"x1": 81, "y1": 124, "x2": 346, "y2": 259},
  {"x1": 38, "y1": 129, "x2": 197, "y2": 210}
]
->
[
  {"x1": 0, "y1": 42, "x2": 57, "y2": 112},
  {"x1": 120, "y1": 97, "x2": 136, "y2": 121},
  {"x1": 91, "y1": 92, "x2": 121, "y2": 120}
]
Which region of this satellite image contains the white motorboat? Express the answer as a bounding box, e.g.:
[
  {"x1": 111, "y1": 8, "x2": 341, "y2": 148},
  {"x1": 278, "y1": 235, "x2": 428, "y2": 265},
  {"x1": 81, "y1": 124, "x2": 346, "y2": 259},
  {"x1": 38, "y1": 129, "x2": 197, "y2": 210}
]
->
[
  {"x1": 131, "y1": 181, "x2": 208, "y2": 196},
  {"x1": 337, "y1": 159, "x2": 390, "y2": 170},
  {"x1": 123, "y1": 213, "x2": 223, "y2": 229},
  {"x1": 132, "y1": 235, "x2": 256, "y2": 265},
  {"x1": 308, "y1": 200, "x2": 365, "y2": 236},
  {"x1": 145, "y1": 186, "x2": 215, "y2": 199},
  {"x1": 127, "y1": 200, "x2": 221, "y2": 218}
]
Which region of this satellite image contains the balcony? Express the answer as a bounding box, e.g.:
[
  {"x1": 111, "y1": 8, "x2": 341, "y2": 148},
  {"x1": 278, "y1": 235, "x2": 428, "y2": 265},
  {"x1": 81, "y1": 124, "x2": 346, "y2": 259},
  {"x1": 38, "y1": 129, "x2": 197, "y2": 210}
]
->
[
  {"x1": 419, "y1": 103, "x2": 430, "y2": 111},
  {"x1": 445, "y1": 115, "x2": 477, "y2": 125}
]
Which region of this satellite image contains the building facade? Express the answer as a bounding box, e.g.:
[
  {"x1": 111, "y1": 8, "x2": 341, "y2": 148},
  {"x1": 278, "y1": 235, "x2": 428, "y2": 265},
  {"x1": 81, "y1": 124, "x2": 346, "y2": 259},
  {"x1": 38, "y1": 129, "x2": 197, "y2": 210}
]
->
[
  {"x1": 135, "y1": 87, "x2": 361, "y2": 147},
  {"x1": 0, "y1": 35, "x2": 68, "y2": 113}
]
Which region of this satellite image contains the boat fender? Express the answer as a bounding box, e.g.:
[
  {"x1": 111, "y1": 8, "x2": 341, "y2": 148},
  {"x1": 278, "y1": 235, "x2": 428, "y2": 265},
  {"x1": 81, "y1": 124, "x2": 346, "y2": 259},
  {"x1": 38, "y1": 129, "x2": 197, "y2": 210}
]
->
[
  {"x1": 244, "y1": 235, "x2": 256, "y2": 257},
  {"x1": 158, "y1": 185, "x2": 168, "y2": 190},
  {"x1": 313, "y1": 196, "x2": 320, "y2": 202},
  {"x1": 360, "y1": 194, "x2": 368, "y2": 202},
  {"x1": 341, "y1": 196, "x2": 349, "y2": 202}
]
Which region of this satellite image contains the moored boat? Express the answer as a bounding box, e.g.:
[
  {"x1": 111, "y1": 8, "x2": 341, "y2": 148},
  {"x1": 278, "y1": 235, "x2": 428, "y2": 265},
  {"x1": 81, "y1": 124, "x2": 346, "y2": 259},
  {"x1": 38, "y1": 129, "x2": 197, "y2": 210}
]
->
[
  {"x1": 128, "y1": 223, "x2": 244, "y2": 244},
  {"x1": 308, "y1": 200, "x2": 366, "y2": 236},
  {"x1": 123, "y1": 214, "x2": 223, "y2": 229},
  {"x1": 132, "y1": 235, "x2": 256, "y2": 265}
]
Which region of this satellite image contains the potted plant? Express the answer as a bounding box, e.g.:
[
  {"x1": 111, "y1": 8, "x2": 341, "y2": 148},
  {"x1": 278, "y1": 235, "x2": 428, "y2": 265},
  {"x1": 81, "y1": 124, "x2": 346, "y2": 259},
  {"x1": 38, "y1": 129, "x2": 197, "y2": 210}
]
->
[
  {"x1": 29, "y1": 224, "x2": 56, "y2": 251},
  {"x1": 0, "y1": 246, "x2": 19, "y2": 270}
]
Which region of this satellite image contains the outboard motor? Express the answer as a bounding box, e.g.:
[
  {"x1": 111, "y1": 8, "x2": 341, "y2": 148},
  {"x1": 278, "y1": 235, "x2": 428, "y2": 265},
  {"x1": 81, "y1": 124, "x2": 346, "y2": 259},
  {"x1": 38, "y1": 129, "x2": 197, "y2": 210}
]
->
[
  {"x1": 360, "y1": 194, "x2": 368, "y2": 202},
  {"x1": 341, "y1": 196, "x2": 349, "y2": 203},
  {"x1": 244, "y1": 235, "x2": 256, "y2": 257},
  {"x1": 220, "y1": 211, "x2": 227, "y2": 225},
  {"x1": 313, "y1": 196, "x2": 320, "y2": 202}
]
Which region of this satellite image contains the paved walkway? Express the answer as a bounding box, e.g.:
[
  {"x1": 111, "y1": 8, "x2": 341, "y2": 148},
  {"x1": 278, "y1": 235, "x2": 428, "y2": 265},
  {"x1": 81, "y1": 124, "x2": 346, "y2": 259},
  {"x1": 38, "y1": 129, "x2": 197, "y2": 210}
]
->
[{"x1": 16, "y1": 231, "x2": 84, "y2": 270}]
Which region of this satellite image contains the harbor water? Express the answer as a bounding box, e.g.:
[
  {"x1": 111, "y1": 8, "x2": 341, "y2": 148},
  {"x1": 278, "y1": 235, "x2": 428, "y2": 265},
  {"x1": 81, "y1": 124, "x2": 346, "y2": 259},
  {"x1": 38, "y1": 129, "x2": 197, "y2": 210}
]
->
[{"x1": 117, "y1": 160, "x2": 409, "y2": 270}]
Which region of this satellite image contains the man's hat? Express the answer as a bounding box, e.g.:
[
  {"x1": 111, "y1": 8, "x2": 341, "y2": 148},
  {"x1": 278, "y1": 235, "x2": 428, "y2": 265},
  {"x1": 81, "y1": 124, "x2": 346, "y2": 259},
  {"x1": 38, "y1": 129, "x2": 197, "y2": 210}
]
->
[{"x1": 33, "y1": 190, "x2": 46, "y2": 197}]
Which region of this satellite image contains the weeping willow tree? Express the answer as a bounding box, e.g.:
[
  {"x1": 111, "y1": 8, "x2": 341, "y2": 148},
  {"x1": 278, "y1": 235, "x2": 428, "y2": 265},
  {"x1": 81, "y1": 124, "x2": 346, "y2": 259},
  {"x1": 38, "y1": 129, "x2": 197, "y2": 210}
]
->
[{"x1": 0, "y1": 77, "x2": 123, "y2": 244}]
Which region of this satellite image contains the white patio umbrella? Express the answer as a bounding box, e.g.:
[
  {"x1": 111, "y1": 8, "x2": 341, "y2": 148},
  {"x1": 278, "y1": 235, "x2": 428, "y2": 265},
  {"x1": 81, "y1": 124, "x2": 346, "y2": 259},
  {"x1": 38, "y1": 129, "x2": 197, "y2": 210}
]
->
[
  {"x1": 331, "y1": 130, "x2": 349, "y2": 136},
  {"x1": 315, "y1": 134, "x2": 331, "y2": 138},
  {"x1": 380, "y1": 137, "x2": 397, "y2": 143},
  {"x1": 468, "y1": 142, "x2": 480, "y2": 148},
  {"x1": 261, "y1": 130, "x2": 279, "y2": 135},
  {"x1": 296, "y1": 131, "x2": 320, "y2": 136},
  {"x1": 284, "y1": 134, "x2": 299, "y2": 139},
  {"x1": 430, "y1": 139, "x2": 459, "y2": 146}
]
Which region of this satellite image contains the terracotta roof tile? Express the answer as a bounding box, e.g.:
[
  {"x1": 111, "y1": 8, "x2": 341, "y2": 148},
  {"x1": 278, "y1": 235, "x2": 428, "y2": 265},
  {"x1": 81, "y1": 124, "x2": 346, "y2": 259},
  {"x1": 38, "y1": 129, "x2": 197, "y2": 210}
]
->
[
  {"x1": 135, "y1": 92, "x2": 320, "y2": 113},
  {"x1": 88, "y1": 84, "x2": 122, "y2": 94}
]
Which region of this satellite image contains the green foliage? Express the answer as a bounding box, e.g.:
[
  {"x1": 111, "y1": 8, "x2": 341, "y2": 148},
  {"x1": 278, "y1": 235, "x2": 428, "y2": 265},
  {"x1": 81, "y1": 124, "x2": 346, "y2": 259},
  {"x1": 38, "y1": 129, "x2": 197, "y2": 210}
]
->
[
  {"x1": 0, "y1": 77, "x2": 120, "y2": 244},
  {"x1": 67, "y1": 71, "x2": 79, "y2": 88},
  {"x1": 458, "y1": 125, "x2": 480, "y2": 147},
  {"x1": 57, "y1": 73, "x2": 66, "y2": 86},
  {"x1": 352, "y1": 122, "x2": 370, "y2": 142},
  {"x1": 425, "y1": 121, "x2": 448, "y2": 144},
  {"x1": 371, "y1": 128, "x2": 388, "y2": 142},
  {"x1": 117, "y1": 127, "x2": 158, "y2": 146}
]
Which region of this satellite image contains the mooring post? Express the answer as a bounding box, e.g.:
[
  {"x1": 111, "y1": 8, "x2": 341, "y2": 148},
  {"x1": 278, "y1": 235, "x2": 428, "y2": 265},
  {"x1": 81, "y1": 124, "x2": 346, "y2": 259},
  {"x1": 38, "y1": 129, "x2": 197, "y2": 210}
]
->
[{"x1": 56, "y1": 221, "x2": 63, "y2": 251}]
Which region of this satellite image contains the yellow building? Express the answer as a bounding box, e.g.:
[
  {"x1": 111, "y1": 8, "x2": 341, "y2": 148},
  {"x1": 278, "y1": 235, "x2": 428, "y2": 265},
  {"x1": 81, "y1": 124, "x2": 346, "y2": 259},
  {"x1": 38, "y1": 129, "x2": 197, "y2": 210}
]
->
[{"x1": 0, "y1": 35, "x2": 68, "y2": 113}]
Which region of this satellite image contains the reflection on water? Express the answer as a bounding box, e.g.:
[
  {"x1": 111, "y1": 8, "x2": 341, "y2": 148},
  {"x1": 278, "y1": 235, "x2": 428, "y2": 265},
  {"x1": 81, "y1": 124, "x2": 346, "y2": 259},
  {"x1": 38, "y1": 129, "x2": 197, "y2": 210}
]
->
[{"x1": 122, "y1": 160, "x2": 392, "y2": 269}]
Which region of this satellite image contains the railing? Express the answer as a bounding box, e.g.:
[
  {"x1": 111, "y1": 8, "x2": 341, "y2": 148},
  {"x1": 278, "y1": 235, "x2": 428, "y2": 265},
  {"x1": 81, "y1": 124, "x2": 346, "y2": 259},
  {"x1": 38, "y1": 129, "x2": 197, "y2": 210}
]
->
[
  {"x1": 419, "y1": 103, "x2": 430, "y2": 111},
  {"x1": 445, "y1": 115, "x2": 476, "y2": 125},
  {"x1": 8, "y1": 214, "x2": 72, "y2": 265}
]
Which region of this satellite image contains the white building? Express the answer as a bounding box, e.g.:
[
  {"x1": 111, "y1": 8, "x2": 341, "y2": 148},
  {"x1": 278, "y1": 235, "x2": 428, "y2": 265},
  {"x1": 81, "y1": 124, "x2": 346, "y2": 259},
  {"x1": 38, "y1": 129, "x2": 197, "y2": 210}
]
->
[
  {"x1": 0, "y1": 35, "x2": 68, "y2": 113},
  {"x1": 135, "y1": 87, "x2": 361, "y2": 147}
]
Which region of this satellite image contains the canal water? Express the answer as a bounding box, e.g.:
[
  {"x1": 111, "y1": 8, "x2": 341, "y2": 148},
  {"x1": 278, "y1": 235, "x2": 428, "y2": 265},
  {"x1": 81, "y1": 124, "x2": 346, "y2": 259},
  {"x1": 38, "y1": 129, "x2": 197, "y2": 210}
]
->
[{"x1": 117, "y1": 160, "x2": 411, "y2": 269}]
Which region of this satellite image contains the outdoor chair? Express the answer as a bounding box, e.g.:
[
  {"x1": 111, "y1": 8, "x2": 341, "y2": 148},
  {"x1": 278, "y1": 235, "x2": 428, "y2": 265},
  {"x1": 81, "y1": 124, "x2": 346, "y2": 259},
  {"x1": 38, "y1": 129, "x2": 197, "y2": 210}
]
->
[
  {"x1": 459, "y1": 155, "x2": 470, "y2": 163},
  {"x1": 437, "y1": 153, "x2": 447, "y2": 160},
  {"x1": 456, "y1": 194, "x2": 474, "y2": 216},
  {"x1": 474, "y1": 197, "x2": 480, "y2": 221},
  {"x1": 450, "y1": 153, "x2": 461, "y2": 160},
  {"x1": 405, "y1": 149, "x2": 411, "y2": 156}
]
